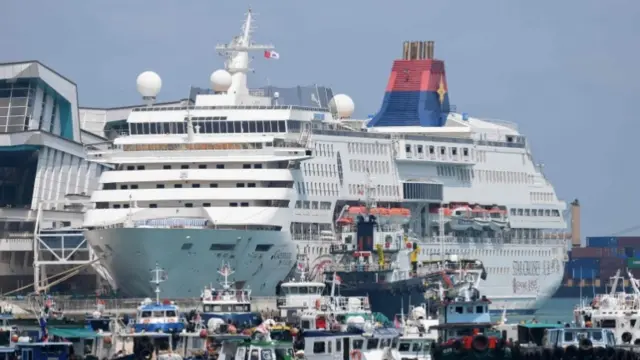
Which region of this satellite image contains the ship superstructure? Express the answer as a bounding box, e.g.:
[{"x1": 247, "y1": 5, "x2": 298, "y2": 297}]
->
[{"x1": 83, "y1": 9, "x2": 568, "y2": 310}]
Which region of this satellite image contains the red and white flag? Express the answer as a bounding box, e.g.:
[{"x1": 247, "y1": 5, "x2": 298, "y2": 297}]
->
[{"x1": 264, "y1": 50, "x2": 280, "y2": 59}]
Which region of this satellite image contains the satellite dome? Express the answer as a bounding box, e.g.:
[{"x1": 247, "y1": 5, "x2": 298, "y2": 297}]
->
[
  {"x1": 136, "y1": 71, "x2": 162, "y2": 98},
  {"x1": 329, "y1": 94, "x2": 355, "y2": 119},
  {"x1": 210, "y1": 69, "x2": 232, "y2": 92}
]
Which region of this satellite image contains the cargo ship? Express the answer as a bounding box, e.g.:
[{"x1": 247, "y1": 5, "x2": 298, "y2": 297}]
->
[{"x1": 553, "y1": 236, "x2": 640, "y2": 298}]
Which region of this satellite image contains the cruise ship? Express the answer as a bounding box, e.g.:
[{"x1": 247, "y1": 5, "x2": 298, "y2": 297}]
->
[{"x1": 83, "y1": 9, "x2": 568, "y2": 312}]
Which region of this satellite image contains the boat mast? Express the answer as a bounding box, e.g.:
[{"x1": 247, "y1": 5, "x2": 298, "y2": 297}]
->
[
  {"x1": 150, "y1": 262, "x2": 166, "y2": 304},
  {"x1": 218, "y1": 262, "x2": 235, "y2": 290}
]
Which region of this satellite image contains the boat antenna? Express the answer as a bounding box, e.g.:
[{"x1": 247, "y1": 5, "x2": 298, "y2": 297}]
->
[
  {"x1": 438, "y1": 205, "x2": 445, "y2": 268},
  {"x1": 218, "y1": 262, "x2": 234, "y2": 290},
  {"x1": 150, "y1": 262, "x2": 167, "y2": 304}
]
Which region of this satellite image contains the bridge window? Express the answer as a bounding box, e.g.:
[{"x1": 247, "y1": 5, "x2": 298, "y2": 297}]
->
[
  {"x1": 313, "y1": 342, "x2": 325, "y2": 354},
  {"x1": 352, "y1": 340, "x2": 363, "y2": 350},
  {"x1": 366, "y1": 339, "x2": 379, "y2": 350}
]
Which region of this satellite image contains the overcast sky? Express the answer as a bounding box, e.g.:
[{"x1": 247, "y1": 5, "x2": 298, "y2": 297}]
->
[{"x1": 2, "y1": 0, "x2": 639, "y2": 239}]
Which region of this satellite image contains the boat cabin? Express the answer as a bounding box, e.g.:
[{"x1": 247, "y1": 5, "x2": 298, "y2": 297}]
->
[
  {"x1": 430, "y1": 297, "x2": 494, "y2": 341},
  {"x1": 296, "y1": 297, "x2": 373, "y2": 332},
  {"x1": 15, "y1": 342, "x2": 74, "y2": 360},
  {"x1": 178, "y1": 333, "x2": 250, "y2": 358},
  {"x1": 299, "y1": 328, "x2": 400, "y2": 360},
  {"x1": 232, "y1": 340, "x2": 293, "y2": 360},
  {"x1": 48, "y1": 327, "x2": 117, "y2": 359},
  {"x1": 542, "y1": 328, "x2": 616, "y2": 349},
  {"x1": 135, "y1": 299, "x2": 184, "y2": 333},
  {"x1": 277, "y1": 280, "x2": 325, "y2": 319}
]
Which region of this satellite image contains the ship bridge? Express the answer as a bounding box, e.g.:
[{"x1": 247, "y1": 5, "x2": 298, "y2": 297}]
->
[{"x1": 0, "y1": 61, "x2": 113, "y2": 295}]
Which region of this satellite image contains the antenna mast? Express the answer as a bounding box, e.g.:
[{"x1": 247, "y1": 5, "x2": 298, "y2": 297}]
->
[
  {"x1": 215, "y1": 8, "x2": 275, "y2": 96},
  {"x1": 218, "y1": 262, "x2": 235, "y2": 290},
  {"x1": 150, "y1": 262, "x2": 166, "y2": 304}
]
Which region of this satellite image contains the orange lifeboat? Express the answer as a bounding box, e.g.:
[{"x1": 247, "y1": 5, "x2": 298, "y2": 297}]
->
[
  {"x1": 348, "y1": 206, "x2": 367, "y2": 216},
  {"x1": 337, "y1": 217, "x2": 353, "y2": 224},
  {"x1": 488, "y1": 207, "x2": 502, "y2": 213}
]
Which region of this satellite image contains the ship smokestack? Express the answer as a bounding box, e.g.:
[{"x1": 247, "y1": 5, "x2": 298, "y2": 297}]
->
[
  {"x1": 402, "y1": 41, "x2": 435, "y2": 60},
  {"x1": 571, "y1": 199, "x2": 581, "y2": 247}
]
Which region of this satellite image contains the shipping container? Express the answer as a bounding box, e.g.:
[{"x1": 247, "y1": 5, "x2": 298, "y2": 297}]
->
[
  {"x1": 586, "y1": 237, "x2": 618, "y2": 247},
  {"x1": 618, "y1": 237, "x2": 640, "y2": 248},
  {"x1": 627, "y1": 258, "x2": 640, "y2": 269},
  {"x1": 623, "y1": 247, "x2": 639, "y2": 258},
  {"x1": 566, "y1": 258, "x2": 600, "y2": 279},
  {"x1": 571, "y1": 247, "x2": 602, "y2": 258},
  {"x1": 600, "y1": 257, "x2": 625, "y2": 268}
]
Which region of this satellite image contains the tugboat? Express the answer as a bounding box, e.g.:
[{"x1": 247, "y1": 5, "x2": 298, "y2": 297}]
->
[{"x1": 198, "y1": 262, "x2": 262, "y2": 330}]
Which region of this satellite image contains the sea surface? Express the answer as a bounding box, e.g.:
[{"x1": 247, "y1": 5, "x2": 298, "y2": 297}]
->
[{"x1": 499, "y1": 298, "x2": 581, "y2": 324}]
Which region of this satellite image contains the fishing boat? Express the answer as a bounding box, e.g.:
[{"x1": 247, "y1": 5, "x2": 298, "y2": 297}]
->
[
  {"x1": 133, "y1": 263, "x2": 185, "y2": 334},
  {"x1": 395, "y1": 305, "x2": 439, "y2": 360},
  {"x1": 276, "y1": 255, "x2": 326, "y2": 321},
  {"x1": 199, "y1": 262, "x2": 261, "y2": 330}
]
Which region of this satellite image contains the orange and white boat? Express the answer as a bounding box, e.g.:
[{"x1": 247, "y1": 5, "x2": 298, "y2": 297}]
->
[
  {"x1": 487, "y1": 206, "x2": 509, "y2": 230},
  {"x1": 472, "y1": 206, "x2": 490, "y2": 230}
]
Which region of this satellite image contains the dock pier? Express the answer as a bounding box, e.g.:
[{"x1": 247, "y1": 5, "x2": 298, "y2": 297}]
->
[{"x1": 3, "y1": 297, "x2": 279, "y2": 319}]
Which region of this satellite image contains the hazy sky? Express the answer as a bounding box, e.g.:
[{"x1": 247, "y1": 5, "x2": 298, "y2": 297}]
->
[{"x1": 2, "y1": 0, "x2": 638, "y2": 239}]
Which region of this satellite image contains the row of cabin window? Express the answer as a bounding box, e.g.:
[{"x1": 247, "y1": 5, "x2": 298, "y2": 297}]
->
[
  {"x1": 129, "y1": 120, "x2": 288, "y2": 135},
  {"x1": 347, "y1": 142, "x2": 390, "y2": 156},
  {"x1": 294, "y1": 200, "x2": 332, "y2": 210},
  {"x1": 348, "y1": 184, "x2": 400, "y2": 197},
  {"x1": 510, "y1": 208, "x2": 561, "y2": 217},
  {"x1": 407, "y1": 144, "x2": 470, "y2": 157},
  {"x1": 313, "y1": 142, "x2": 336, "y2": 158},
  {"x1": 302, "y1": 163, "x2": 338, "y2": 177},
  {"x1": 120, "y1": 164, "x2": 264, "y2": 171},
  {"x1": 109, "y1": 202, "x2": 252, "y2": 209},
  {"x1": 349, "y1": 159, "x2": 391, "y2": 174},
  {"x1": 312, "y1": 337, "x2": 399, "y2": 354},
  {"x1": 295, "y1": 182, "x2": 339, "y2": 196},
  {"x1": 114, "y1": 183, "x2": 257, "y2": 190}
]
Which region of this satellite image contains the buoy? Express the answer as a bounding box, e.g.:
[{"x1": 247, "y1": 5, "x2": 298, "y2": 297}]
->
[
  {"x1": 103, "y1": 336, "x2": 112, "y2": 345},
  {"x1": 199, "y1": 329, "x2": 208, "y2": 339},
  {"x1": 349, "y1": 349, "x2": 362, "y2": 360},
  {"x1": 10, "y1": 334, "x2": 18, "y2": 343}
]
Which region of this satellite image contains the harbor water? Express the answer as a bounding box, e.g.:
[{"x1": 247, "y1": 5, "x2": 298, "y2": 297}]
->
[{"x1": 504, "y1": 297, "x2": 578, "y2": 324}]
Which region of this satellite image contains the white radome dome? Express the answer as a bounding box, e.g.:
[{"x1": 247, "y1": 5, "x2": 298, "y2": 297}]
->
[
  {"x1": 136, "y1": 71, "x2": 162, "y2": 98},
  {"x1": 329, "y1": 94, "x2": 355, "y2": 119},
  {"x1": 210, "y1": 69, "x2": 232, "y2": 92}
]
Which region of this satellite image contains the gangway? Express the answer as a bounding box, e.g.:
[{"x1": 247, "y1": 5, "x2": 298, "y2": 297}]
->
[{"x1": 33, "y1": 200, "x2": 116, "y2": 294}]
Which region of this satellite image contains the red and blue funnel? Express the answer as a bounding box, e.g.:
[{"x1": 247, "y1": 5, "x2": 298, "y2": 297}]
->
[{"x1": 367, "y1": 41, "x2": 451, "y2": 128}]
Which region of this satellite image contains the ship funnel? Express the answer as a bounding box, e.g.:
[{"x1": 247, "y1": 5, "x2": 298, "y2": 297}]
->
[
  {"x1": 571, "y1": 199, "x2": 581, "y2": 247},
  {"x1": 368, "y1": 41, "x2": 450, "y2": 128},
  {"x1": 402, "y1": 41, "x2": 435, "y2": 60}
]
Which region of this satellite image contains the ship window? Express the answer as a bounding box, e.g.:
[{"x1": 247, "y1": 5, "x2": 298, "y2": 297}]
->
[
  {"x1": 248, "y1": 183, "x2": 256, "y2": 188},
  {"x1": 392, "y1": 338, "x2": 398, "y2": 349},
  {"x1": 398, "y1": 343, "x2": 410, "y2": 352},
  {"x1": 181, "y1": 243, "x2": 193, "y2": 250},
  {"x1": 185, "y1": 203, "x2": 193, "y2": 208},
  {"x1": 181, "y1": 165, "x2": 189, "y2": 169},
  {"x1": 417, "y1": 145, "x2": 423, "y2": 153},
  {"x1": 123, "y1": 204, "x2": 129, "y2": 209},
  {"x1": 149, "y1": 204, "x2": 157, "y2": 208},
  {"x1": 230, "y1": 203, "x2": 238, "y2": 207},
  {"x1": 366, "y1": 339, "x2": 379, "y2": 350},
  {"x1": 313, "y1": 342, "x2": 325, "y2": 354},
  {"x1": 127, "y1": 166, "x2": 134, "y2": 170},
  {"x1": 301, "y1": 320, "x2": 311, "y2": 329},
  {"x1": 411, "y1": 342, "x2": 422, "y2": 352},
  {"x1": 166, "y1": 310, "x2": 177, "y2": 317},
  {"x1": 440, "y1": 147, "x2": 446, "y2": 155},
  {"x1": 209, "y1": 183, "x2": 218, "y2": 188},
  {"x1": 209, "y1": 244, "x2": 235, "y2": 251},
  {"x1": 240, "y1": 202, "x2": 249, "y2": 207},
  {"x1": 463, "y1": 148, "x2": 469, "y2": 156},
  {"x1": 237, "y1": 183, "x2": 245, "y2": 187},
  {"x1": 254, "y1": 164, "x2": 262, "y2": 169},
  {"x1": 216, "y1": 164, "x2": 224, "y2": 169},
  {"x1": 198, "y1": 164, "x2": 207, "y2": 169},
  {"x1": 255, "y1": 244, "x2": 272, "y2": 252},
  {"x1": 429, "y1": 146, "x2": 435, "y2": 154},
  {"x1": 156, "y1": 184, "x2": 164, "y2": 189},
  {"x1": 243, "y1": 164, "x2": 251, "y2": 169},
  {"x1": 113, "y1": 204, "x2": 121, "y2": 209},
  {"x1": 451, "y1": 148, "x2": 458, "y2": 156},
  {"x1": 352, "y1": 340, "x2": 363, "y2": 350},
  {"x1": 476, "y1": 306, "x2": 484, "y2": 313},
  {"x1": 192, "y1": 184, "x2": 200, "y2": 188},
  {"x1": 174, "y1": 184, "x2": 182, "y2": 188},
  {"x1": 120, "y1": 185, "x2": 128, "y2": 189},
  {"x1": 405, "y1": 145, "x2": 411, "y2": 153},
  {"x1": 131, "y1": 185, "x2": 138, "y2": 189},
  {"x1": 163, "y1": 165, "x2": 171, "y2": 169}
]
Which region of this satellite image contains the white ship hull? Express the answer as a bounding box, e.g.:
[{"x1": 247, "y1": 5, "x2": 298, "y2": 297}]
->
[{"x1": 84, "y1": 228, "x2": 296, "y2": 298}]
